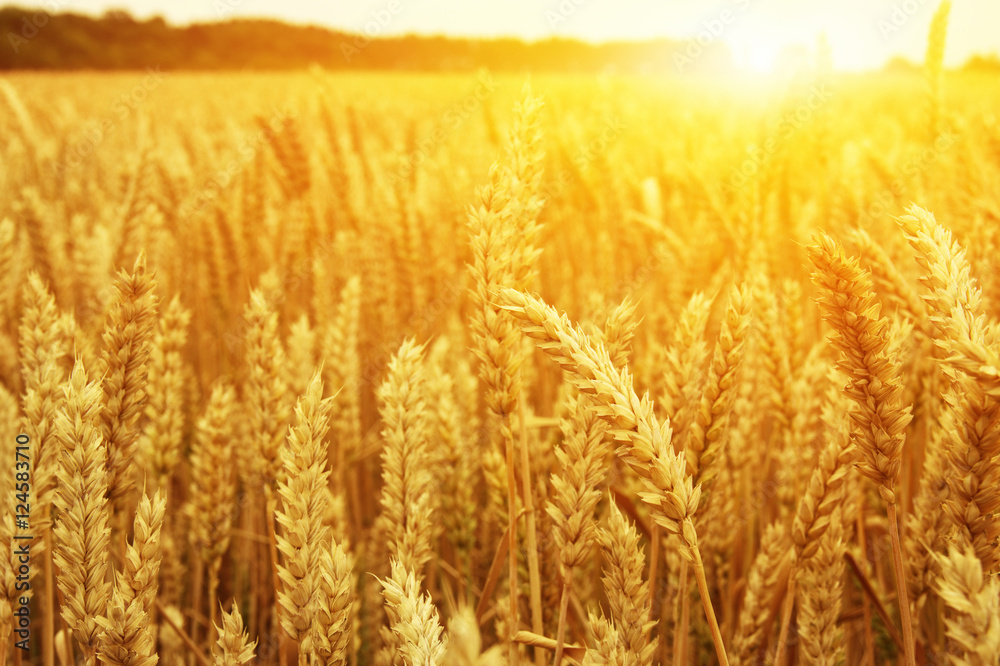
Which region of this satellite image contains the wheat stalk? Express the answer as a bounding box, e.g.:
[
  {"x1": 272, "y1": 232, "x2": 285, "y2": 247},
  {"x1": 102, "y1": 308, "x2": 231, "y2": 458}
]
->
[{"x1": 495, "y1": 287, "x2": 729, "y2": 665}]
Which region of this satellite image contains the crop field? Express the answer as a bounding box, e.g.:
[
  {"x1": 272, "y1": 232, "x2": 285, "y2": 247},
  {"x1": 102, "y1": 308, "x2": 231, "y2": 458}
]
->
[{"x1": 1, "y1": 10, "x2": 999, "y2": 666}]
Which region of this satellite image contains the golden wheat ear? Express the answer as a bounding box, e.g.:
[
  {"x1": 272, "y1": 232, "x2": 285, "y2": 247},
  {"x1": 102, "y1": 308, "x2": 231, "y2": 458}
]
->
[
  {"x1": 379, "y1": 560, "x2": 448, "y2": 666},
  {"x1": 52, "y1": 361, "x2": 111, "y2": 664},
  {"x1": 99, "y1": 252, "x2": 159, "y2": 527},
  {"x1": 274, "y1": 371, "x2": 333, "y2": 655},
  {"x1": 212, "y1": 603, "x2": 257, "y2": 666},
  {"x1": 931, "y1": 542, "x2": 1000, "y2": 664},
  {"x1": 808, "y1": 231, "x2": 917, "y2": 666}
]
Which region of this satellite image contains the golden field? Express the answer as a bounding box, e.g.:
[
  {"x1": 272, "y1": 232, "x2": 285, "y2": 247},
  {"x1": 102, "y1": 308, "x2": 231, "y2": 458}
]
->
[{"x1": 1, "y1": 37, "x2": 999, "y2": 666}]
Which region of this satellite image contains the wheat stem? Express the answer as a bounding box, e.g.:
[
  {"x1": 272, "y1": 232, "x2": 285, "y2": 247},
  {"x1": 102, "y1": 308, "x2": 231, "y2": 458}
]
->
[
  {"x1": 887, "y1": 502, "x2": 916, "y2": 666},
  {"x1": 692, "y1": 547, "x2": 729, "y2": 666}
]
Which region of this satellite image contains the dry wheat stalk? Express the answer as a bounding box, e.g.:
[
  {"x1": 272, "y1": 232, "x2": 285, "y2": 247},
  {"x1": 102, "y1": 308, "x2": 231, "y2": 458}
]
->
[
  {"x1": 939, "y1": 374, "x2": 1000, "y2": 573},
  {"x1": 550, "y1": 296, "x2": 638, "y2": 664},
  {"x1": 791, "y1": 410, "x2": 855, "y2": 562},
  {"x1": 118, "y1": 490, "x2": 166, "y2": 616},
  {"x1": 548, "y1": 394, "x2": 608, "y2": 574},
  {"x1": 323, "y1": 275, "x2": 363, "y2": 491},
  {"x1": 808, "y1": 232, "x2": 913, "y2": 505},
  {"x1": 548, "y1": 392, "x2": 610, "y2": 666},
  {"x1": 19, "y1": 267, "x2": 68, "y2": 666},
  {"x1": 906, "y1": 420, "x2": 955, "y2": 625},
  {"x1": 756, "y1": 278, "x2": 796, "y2": 445},
  {"x1": 657, "y1": 292, "x2": 712, "y2": 432},
  {"x1": 900, "y1": 205, "x2": 984, "y2": 345},
  {"x1": 495, "y1": 287, "x2": 730, "y2": 665},
  {"x1": 496, "y1": 288, "x2": 699, "y2": 556},
  {"x1": 426, "y1": 342, "x2": 478, "y2": 583},
  {"x1": 466, "y1": 90, "x2": 547, "y2": 664}
]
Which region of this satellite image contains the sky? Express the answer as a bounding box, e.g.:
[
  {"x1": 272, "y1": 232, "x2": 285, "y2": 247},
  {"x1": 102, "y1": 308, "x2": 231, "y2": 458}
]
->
[{"x1": 24, "y1": 0, "x2": 994, "y2": 72}]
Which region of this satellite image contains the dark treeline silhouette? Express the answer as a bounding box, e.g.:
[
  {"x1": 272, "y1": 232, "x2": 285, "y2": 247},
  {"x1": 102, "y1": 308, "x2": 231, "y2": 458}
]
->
[
  {"x1": 0, "y1": 7, "x2": 736, "y2": 72},
  {"x1": 3, "y1": 8, "x2": 997, "y2": 73}
]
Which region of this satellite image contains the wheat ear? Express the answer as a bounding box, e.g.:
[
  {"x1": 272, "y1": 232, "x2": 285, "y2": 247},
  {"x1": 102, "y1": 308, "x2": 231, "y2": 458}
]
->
[
  {"x1": 495, "y1": 287, "x2": 730, "y2": 665},
  {"x1": 597, "y1": 501, "x2": 656, "y2": 665},
  {"x1": 213, "y1": 603, "x2": 257, "y2": 666},
  {"x1": 311, "y1": 540, "x2": 354, "y2": 665},
  {"x1": 730, "y1": 522, "x2": 792, "y2": 666},
  {"x1": 275, "y1": 371, "x2": 333, "y2": 656},
  {"x1": 901, "y1": 206, "x2": 1000, "y2": 571},
  {"x1": 797, "y1": 509, "x2": 847, "y2": 666},
  {"x1": 808, "y1": 232, "x2": 916, "y2": 666},
  {"x1": 52, "y1": 361, "x2": 111, "y2": 665},
  {"x1": 376, "y1": 339, "x2": 435, "y2": 576},
  {"x1": 380, "y1": 560, "x2": 448, "y2": 666},
  {"x1": 188, "y1": 383, "x2": 238, "y2": 626},
  {"x1": 95, "y1": 579, "x2": 158, "y2": 666},
  {"x1": 582, "y1": 615, "x2": 628, "y2": 666},
  {"x1": 244, "y1": 286, "x2": 292, "y2": 490},
  {"x1": 931, "y1": 542, "x2": 1000, "y2": 665},
  {"x1": 686, "y1": 282, "x2": 752, "y2": 493},
  {"x1": 139, "y1": 293, "x2": 191, "y2": 489},
  {"x1": 99, "y1": 252, "x2": 159, "y2": 517},
  {"x1": 658, "y1": 292, "x2": 713, "y2": 437}
]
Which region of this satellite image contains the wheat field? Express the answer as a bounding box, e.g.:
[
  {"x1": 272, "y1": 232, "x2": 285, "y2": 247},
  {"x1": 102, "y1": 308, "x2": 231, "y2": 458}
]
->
[{"x1": 1, "y1": 8, "x2": 1000, "y2": 666}]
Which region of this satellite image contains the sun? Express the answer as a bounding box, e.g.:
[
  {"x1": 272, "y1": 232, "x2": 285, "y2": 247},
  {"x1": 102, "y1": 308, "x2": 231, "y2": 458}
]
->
[
  {"x1": 723, "y1": 22, "x2": 817, "y2": 76},
  {"x1": 733, "y1": 40, "x2": 782, "y2": 74}
]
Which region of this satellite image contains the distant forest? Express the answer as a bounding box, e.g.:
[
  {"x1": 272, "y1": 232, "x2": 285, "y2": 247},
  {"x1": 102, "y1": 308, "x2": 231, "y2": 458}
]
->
[
  {"x1": 2, "y1": 7, "x2": 999, "y2": 72},
  {"x1": 0, "y1": 7, "x2": 738, "y2": 72}
]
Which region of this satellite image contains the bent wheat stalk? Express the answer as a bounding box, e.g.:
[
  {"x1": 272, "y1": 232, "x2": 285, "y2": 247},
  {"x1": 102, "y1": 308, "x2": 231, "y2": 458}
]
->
[{"x1": 496, "y1": 287, "x2": 729, "y2": 666}]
